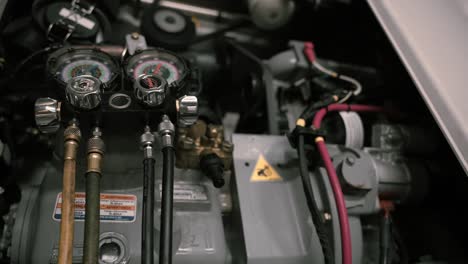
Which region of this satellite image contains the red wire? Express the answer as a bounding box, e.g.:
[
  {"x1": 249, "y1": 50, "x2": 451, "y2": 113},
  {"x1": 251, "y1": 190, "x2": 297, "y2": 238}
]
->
[
  {"x1": 312, "y1": 104, "x2": 384, "y2": 129},
  {"x1": 303, "y1": 40, "x2": 386, "y2": 264},
  {"x1": 304, "y1": 42, "x2": 316, "y2": 63},
  {"x1": 312, "y1": 104, "x2": 384, "y2": 264},
  {"x1": 315, "y1": 139, "x2": 352, "y2": 264}
]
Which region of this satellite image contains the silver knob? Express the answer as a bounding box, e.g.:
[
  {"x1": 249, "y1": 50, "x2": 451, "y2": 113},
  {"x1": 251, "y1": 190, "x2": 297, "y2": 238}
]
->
[
  {"x1": 66, "y1": 75, "x2": 102, "y2": 110},
  {"x1": 134, "y1": 74, "x2": 167, "y2": 107},
  {"x1": 177, "y1": 95, "x2": 198, "y2": 127},
  {"x1": 34, "y1": 97, "x2": 61, "y2": 133}
]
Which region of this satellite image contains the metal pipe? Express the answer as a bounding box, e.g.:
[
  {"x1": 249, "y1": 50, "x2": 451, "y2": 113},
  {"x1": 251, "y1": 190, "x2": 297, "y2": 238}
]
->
[
  {"x1": 158, "y1": 115, "x2": 175, "y2": 264},
  {"x1": 83, "y1": 127, "x2": 104, "y2": 264},
  {"x1": 58, "y1": 121, "x2": 81, "y2": 264},
  {"x1": 140, "y1": 126, "x2": 155, "y2": 264}
]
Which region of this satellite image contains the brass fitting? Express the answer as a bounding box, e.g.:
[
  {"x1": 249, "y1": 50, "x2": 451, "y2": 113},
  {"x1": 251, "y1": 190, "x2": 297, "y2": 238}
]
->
[
  {"x1": 176, "y1": 120, "x2": 233, "y2": 170},
  {"x1": 63, "y1": 122, "x2": 81, "y2": 160},
  {"x1": 86, "y1": 127, "x2": 105, "y2": 174}
]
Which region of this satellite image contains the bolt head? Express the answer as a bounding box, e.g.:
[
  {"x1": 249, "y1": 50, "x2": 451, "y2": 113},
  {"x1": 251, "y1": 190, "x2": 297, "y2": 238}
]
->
[
  {"x1": 346, "y1": 156, "x2": 356, "y2": 166},
  {"x1": 131, "y1": 32, "x2": 140, "y2": 40}
]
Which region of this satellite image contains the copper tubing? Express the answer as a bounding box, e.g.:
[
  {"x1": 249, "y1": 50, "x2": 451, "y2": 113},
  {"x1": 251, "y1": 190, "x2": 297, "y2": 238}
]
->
[{"x1": 58, "y1": 123, "x2": 81, "y2": 264}]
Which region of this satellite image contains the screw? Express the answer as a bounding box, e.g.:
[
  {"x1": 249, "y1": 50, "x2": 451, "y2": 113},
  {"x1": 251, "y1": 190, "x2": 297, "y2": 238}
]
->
[
  {"x1": 346, "y1": 156, "x2": 355, "y2": 166},
  {"x1": 324, "y1": 212, "x2": 332, "y2": 221},
  {"x1": 131, "y1": 32, "x2": 140, "y2": 40}
]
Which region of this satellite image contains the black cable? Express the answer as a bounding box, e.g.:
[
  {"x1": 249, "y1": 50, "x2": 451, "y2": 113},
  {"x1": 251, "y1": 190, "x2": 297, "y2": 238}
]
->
[
  {"x1": 159, "y1": 147, "x2": 175, "y2": 264},
  {"x1": 392, "y1": 221, "x2": 409, "y2": 264},
  {"x1": 0, "y1": 45, "x2": 59, "y2": 95},
  {"x1": 380, "y1": 213, "x2": 391, "y2": 264},
  {"x1": 31, "y1": 0, "x2": 50, "y2": 30},
  {"x1": 191, "y1": 20, "x2": 250, "y2": 45},
  {"x1": 300, "y1": 95, "x2": 339, "y2": 125},
  {"x1": 11, "y1": 46, "x2": 53, "y2": 78},
  {"x1": 93, "y1": 7, "x2": 112, "y2": 42},
  {"x1": 142, "y1": 158, "x2": 156, "y2": 264},
  {"x1": 298, "y1": 135, "x2": 334, "y2": 264}
]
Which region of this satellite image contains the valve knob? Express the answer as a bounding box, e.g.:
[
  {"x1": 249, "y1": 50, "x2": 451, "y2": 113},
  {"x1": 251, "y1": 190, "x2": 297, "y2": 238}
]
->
[
  {"x1": 134, "y1": 74, "x2": 167, "y2": 107},
  {"x1": 66, "y1": 75, "x2": 102, "y2": 110},
  {"x1": 34, "y1": 97, "x2": 61, "y2": 133},
  {"x1": 177, "y1": 95, "x2": 198, "y2": 127}
]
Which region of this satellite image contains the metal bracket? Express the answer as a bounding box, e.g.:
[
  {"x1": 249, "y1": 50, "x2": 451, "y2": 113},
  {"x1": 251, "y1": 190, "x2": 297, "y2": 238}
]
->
[
  {"x1": 125, "y1": 33, "x2": 148, "y2": 56},
  {"x1": 47, "y1": 0, "x2": 95, "y2": 42}
]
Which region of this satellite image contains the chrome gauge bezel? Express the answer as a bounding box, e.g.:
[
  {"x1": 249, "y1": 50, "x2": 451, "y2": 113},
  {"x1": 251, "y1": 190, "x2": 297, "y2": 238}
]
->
[{"x1": 47, "y1": 48, "x2": 120, "y2": 90}]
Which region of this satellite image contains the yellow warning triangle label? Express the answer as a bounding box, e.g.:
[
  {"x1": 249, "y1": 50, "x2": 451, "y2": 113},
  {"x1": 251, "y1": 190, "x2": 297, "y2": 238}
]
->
[{"x1": 250, "y1": 154, "x2": 283, "y2": 182}]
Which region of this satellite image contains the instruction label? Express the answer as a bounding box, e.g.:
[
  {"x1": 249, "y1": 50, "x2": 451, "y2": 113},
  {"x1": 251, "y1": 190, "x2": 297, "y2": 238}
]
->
[
  {"x1": 53, "y1": 192, "x2": 137, "y2": 223},
  {"x1": 159, "y1": 183, "x2": 208, "y2": 201},
  {"x1": 250, "y1": 154, "x2": 283, "y2": 182}
]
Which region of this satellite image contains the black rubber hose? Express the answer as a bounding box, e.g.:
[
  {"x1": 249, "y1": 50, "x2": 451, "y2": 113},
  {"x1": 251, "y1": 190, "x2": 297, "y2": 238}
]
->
[
  {"x1": 298, "y1": 135, "x2": 334, "y2": 264},
  {"x1": 392, "y1": 221, "x2": 409, "y2": 264},
  {"x1": 159, "y1": 147, "x2": 175, "y2": 264},
  {"x1": 380, "y1": 214, "x2": 391, "y2": 264},
  {"x1": 83, "y1": 171, "x2": 101, "y2": 264},
  {"x1": 142, "y1": 158, "x2": 156, "y2": 264}
]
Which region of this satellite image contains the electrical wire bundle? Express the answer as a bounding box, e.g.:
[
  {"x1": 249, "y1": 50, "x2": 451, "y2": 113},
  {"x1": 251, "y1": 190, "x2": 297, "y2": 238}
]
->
[
  {"x1": 292, "y1": 42, "x2": 387, "y2": 264},
  {"x1": 304, "y1": 42, "x2": 362, "y2": 104}
]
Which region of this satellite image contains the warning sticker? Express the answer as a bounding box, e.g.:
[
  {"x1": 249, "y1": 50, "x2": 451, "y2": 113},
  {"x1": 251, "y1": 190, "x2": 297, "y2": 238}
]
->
[
  {"x1": 159, "y1": 183, "x2": 208, "y2": 201},
  {"x1": 53, "y1": 193, "x2": 137, "y2": 223},
  {"x1": 250, "y1": 154, "x2": 283, "y2": 182}
]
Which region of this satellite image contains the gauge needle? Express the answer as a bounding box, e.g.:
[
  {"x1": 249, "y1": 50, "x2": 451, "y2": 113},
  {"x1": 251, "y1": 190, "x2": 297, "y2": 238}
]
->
[
  {"x1": 147, "y1": 78, "x2": 154, "y2": 88},
  {"x1": 145, "y1": 64, "x2": 161, "y2": 88},
  {"x1": 153, "y1": 64, "x2": 162, "y2": 75}
]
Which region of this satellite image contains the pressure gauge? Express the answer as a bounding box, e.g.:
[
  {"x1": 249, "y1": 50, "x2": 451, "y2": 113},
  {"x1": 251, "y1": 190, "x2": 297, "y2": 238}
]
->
[
  {"x1": 124, "y1": 49, "x2": 188, "y2": 88},
  {"x1": 47, "y1": 48, "x2": 119, "y2": 90}
]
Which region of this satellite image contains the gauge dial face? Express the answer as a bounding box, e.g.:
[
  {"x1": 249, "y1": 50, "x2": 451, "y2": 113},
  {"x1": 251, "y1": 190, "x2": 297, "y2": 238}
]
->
[
  {"x1": 125, "y1": 50, "x2": 187, "y2": 85},
  {"x1": 60, "y1": 59, "x2": 112, "y2": 83},
  {"x1": 48, "y1": 49, "x2": 119, "y2": 86},
  {"x1": 133, "y1": 59, "x2": 179, "y2": 84}
]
